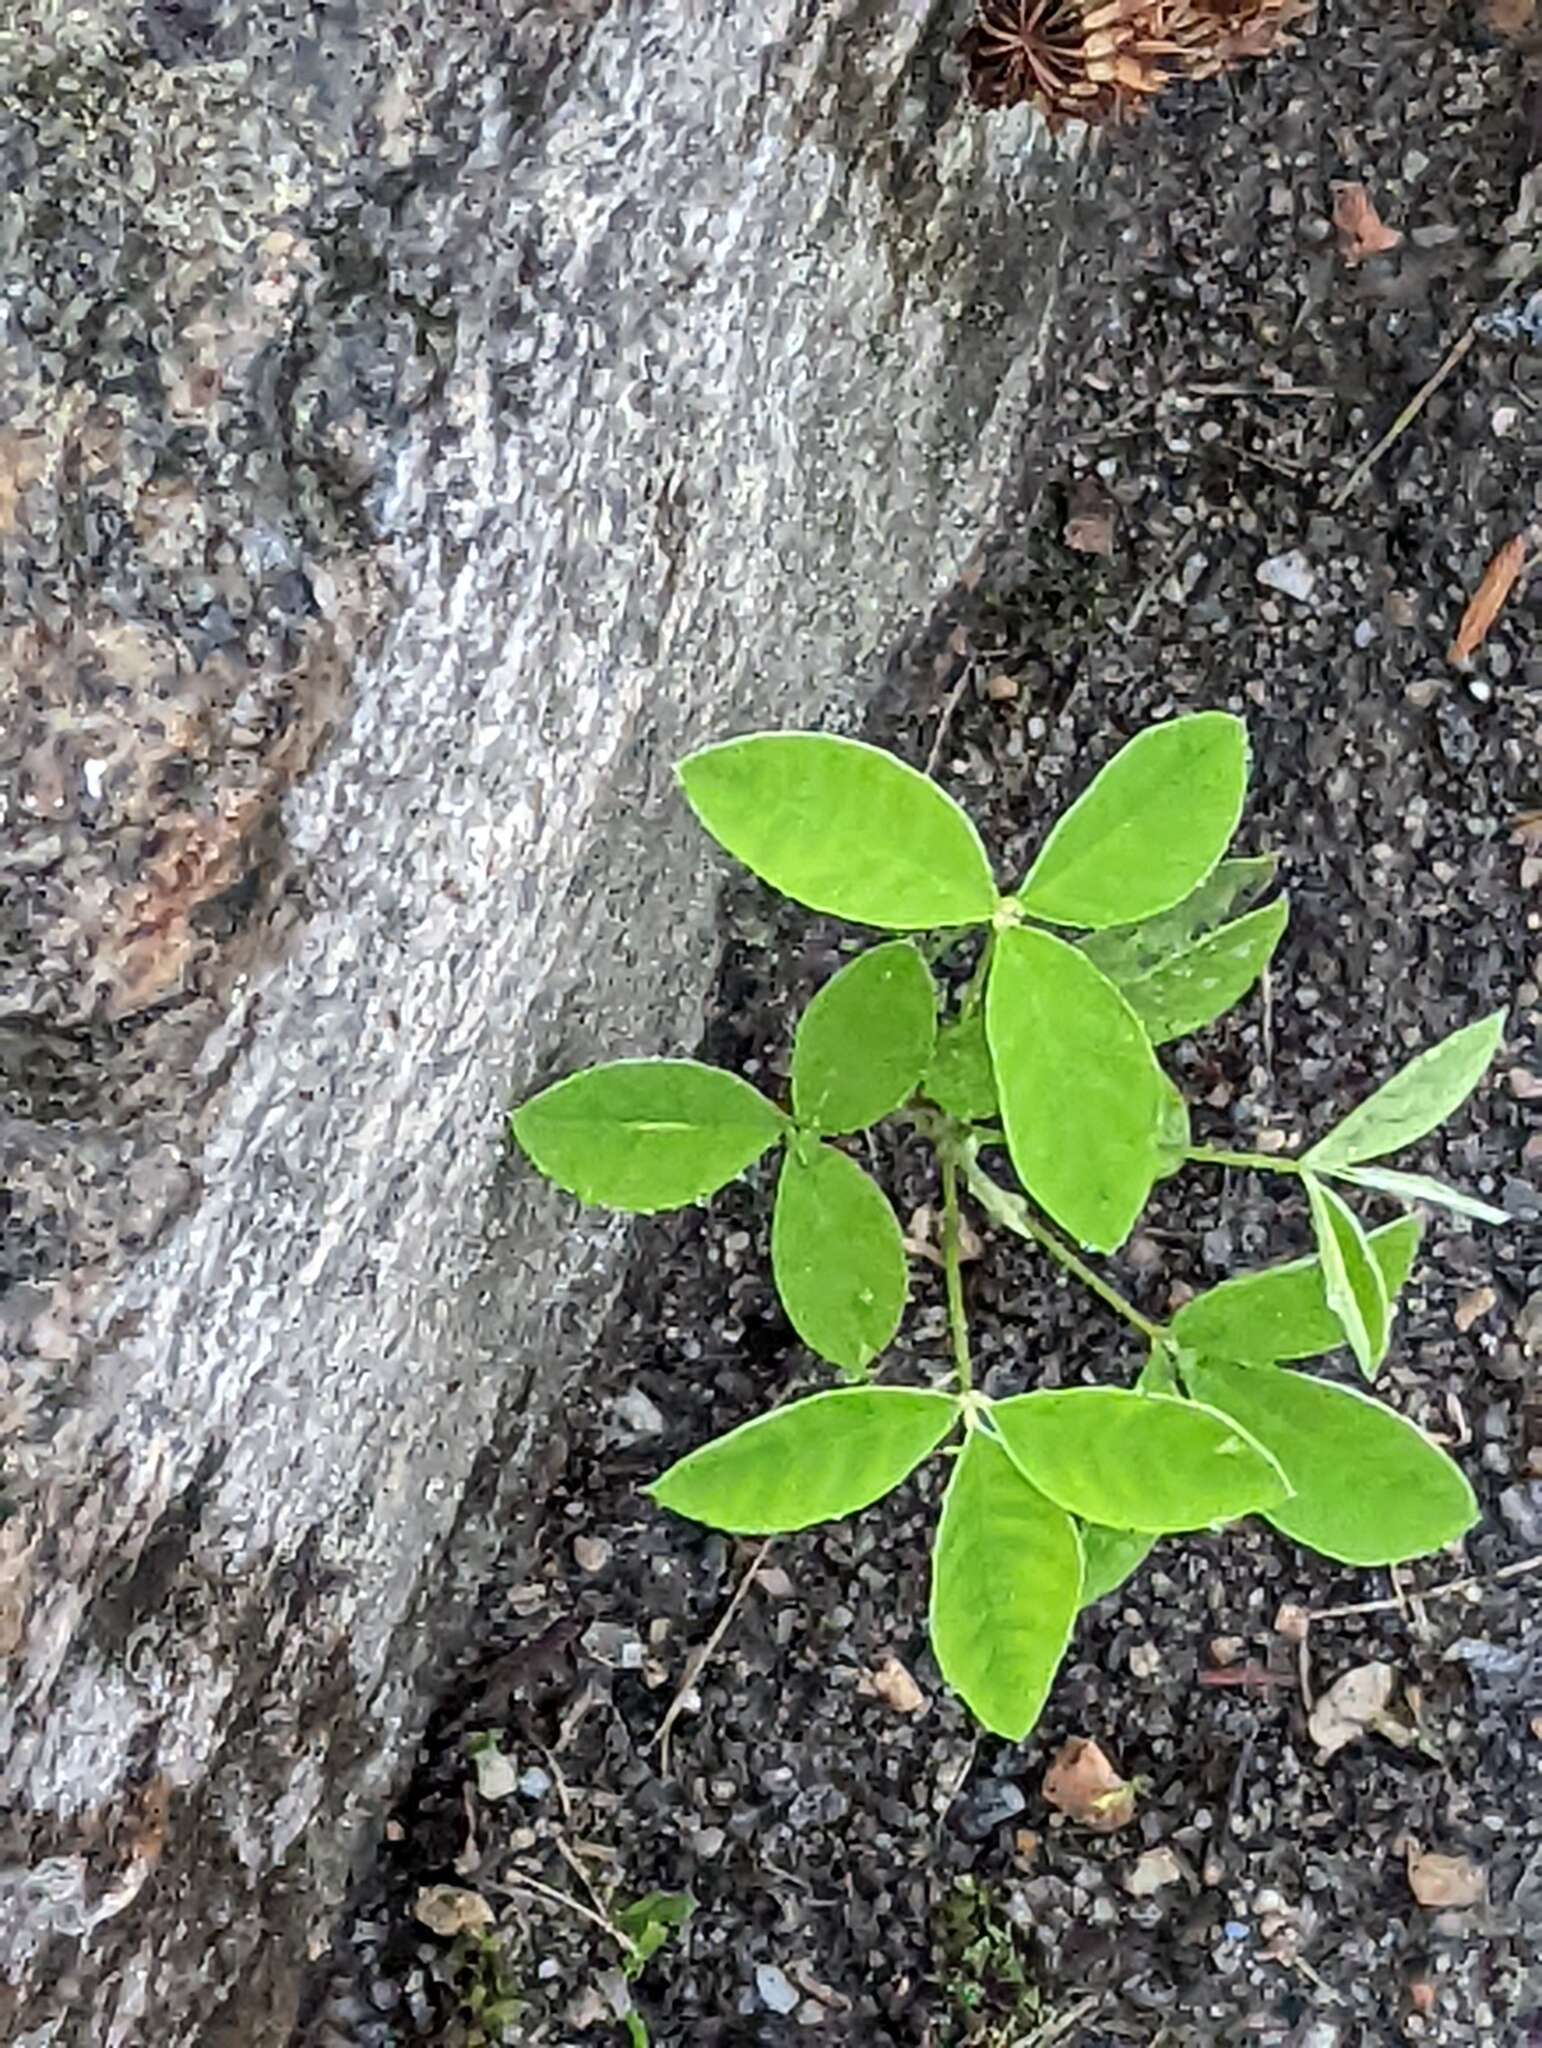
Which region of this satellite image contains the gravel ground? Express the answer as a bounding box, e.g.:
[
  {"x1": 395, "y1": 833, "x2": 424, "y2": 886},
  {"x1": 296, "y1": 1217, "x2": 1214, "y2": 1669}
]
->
[{"x1": 300, "y1": 3, "x2": 1542, "y2": 2043}]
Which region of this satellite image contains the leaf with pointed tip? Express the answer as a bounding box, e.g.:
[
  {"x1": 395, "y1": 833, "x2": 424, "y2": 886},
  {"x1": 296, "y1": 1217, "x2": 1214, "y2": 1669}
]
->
[
  {"x1": 1325, "y1": 1166, "x2": 1510, "y2": 1228},
  {"x1": 1182, "y1": 1358, "x2": 1479, "y2": 1567},
  {"x1": 1081, "y1": 856, "x2": 1277, "y2": 980},
  {"x1": 791, "y1": 941, "x2": 936, "y2": 1135},
  {"x1": 991, "y1": 1389, "x2": 1289, "y2": 1533},
  {"x1": 1305, "y1": 1175, "x2": 1389, "y2": 1380},
  {"x1": 1171, "y1": 1216, "x2": 1421, "y2": 1363},
  {"x1": 678, "y1": 734, "x2": 997, "y2": 929},
  {"x1": 772, "y1": 1144, "x2": 907, "y2": 1373},
  {"x1": 1305, "y1": 1012, "x2": 1506, "y2": 1169},
  {"x1": 1118, "y1": 899, "x2": 1288, "y2": 1045},
  {"x1": 986, "y1": 926, "x2": 1174, "y2": 1252},
  {"x1": 923, "y1": 1007, "x2": 999, "y2": 1121},
  {"x1": 929, "y1": 1432, "x2": 1082, "y2": 1741},
  {"x1": 1018, "y1": 712, "x2": 1249, "y2": 929},
  {"x1": 649, "y1": 1388, "x2": 958, "y2": 1535},
  {"x1": 1078, "y1": 1524, "x2": 1155, "y2": 1607},
  {"x1": 513, "y1": 1060, "x2": 786, "y2": 1213}
]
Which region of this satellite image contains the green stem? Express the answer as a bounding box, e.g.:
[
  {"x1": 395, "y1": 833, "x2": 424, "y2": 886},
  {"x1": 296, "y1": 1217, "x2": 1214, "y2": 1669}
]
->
[
  {"x1": 961, "y1": 1150, "x2": 1168, "y2": 1346},
  {"x1": 939, "y1": 1150, "x2": 973, "y2": 1394},
  {"x1": 1185, "y1": 1146, "x2": 1301, "y2": 1176},
  {"x1": 959, "y1": 930, "x2": 997, "y2": 1018}
]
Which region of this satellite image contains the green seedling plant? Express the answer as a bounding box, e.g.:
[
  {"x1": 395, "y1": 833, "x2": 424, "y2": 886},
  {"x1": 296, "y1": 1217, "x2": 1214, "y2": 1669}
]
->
[
  {"x1": 513, "y1": 716, "x2": 1508, "y2": 1740},
  {"x1": 614, "y1": 1890, "x2": 694, "y2": 2046}
]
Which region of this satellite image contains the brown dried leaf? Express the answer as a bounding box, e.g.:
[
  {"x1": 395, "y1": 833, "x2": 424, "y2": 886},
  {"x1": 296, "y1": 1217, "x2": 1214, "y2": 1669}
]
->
[
  {"x1": 1123, "y1": 1845, "x2": 1184, "y2": 1897},
  {"x1": 1332, "y1": 182, "x2": 1404, "y2": 265},
  {"x1": 1484, "y1": 0, "x2": 1537, "y2": 38},
  {"x1": 1308, "y1": 1661, "x2": 1415, "y2": 1761},
  {"x1": 413, "y1": 1884, "x2": 495, "y2": 1937},
  {"x1": 1407, "y1": 1845, "x2": 1487, "y2": 1909},
  {"x1": 1064, "y1": 480, "x2": 1116, "y2": 557},
  {"x1": 1448, "y1": 534, "x2": 1529, "y2": 663},
  {"x1": 1454, "y1": 1285, "x2": 1497, "y2": 1334},
  {"x1": 1042, "y1": 1737, "x2": 1137, "y2": 1831}
]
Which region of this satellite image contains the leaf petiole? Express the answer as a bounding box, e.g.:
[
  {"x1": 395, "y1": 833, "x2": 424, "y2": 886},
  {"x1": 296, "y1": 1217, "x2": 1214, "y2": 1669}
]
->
[
  {"x1": 960, "y1": 1146, "x2": 1168, "y2": 1345},
  {"x1": 1185, "y1": 1145, "x2": 1302, "y2": 1176},
  {"x1": 940, "y1": 1149, "x2": 973, "y2": 1394}
]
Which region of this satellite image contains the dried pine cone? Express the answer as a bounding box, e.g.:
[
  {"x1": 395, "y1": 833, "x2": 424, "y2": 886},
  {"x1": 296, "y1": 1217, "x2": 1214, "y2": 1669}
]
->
[
  {"x1": 961, "y1": 0, "x2": 1301, "y2": 120},
  {"x1": 959, "y1": 0, "x2": 1126, "y2": 124},
  {"x1": 1171, "y1": 0, "x2": 1303, "y2": 77}
]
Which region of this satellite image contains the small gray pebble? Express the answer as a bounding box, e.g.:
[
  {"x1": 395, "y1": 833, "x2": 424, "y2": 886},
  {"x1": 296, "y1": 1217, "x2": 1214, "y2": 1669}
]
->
[
  {"x1": 1498, "y1": 1483, "x2": 1542, "y2": 1548},
  {"x1": 612, "y1": 1387, "x2": 665, "y2": 1437},
  {"x1": 956, "y1": 1777, "x2": 1026, "y2": 1841}
]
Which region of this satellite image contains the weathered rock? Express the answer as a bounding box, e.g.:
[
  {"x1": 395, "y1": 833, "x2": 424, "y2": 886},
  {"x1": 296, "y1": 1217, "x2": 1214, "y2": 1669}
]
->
[{"x1": 0, "y1": 2, "x2": 1074, "y2": 2039}]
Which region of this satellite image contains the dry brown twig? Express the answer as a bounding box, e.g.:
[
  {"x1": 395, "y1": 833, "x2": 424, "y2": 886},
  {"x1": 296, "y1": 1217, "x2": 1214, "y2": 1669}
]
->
[
  {"x1": 653, "y1": 1538, "x2": 774, "y2": 1775},
  {"x1": 1447, "y1": 532, "x2": 1531, "y2": 663},
  {"x1": 1307, "y1": 1551, "x2": 1542, "y2": 1623}
]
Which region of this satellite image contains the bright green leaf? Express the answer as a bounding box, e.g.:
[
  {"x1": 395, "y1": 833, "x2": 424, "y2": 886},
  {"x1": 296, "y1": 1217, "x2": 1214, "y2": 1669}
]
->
[
  {"x1": 649, "y1": 1387, "x2": 957, "y2": 1534},
  {"x1": 928, "y1": 1432, "x2": 1082, "y2": 1741},
  {"x1": 1078, "y1": 1524, "x2": 1155, "y2": 1607},
  {"x1": 1182, "y1": 1357, "x2": 1479, "y2": 1567},
  {"x1": 1081, "y1": 855, "x2": 1277, "y2": 980},
  {"x1": 1138, "y1": 1345, "x2": 1181, "y2": 1396},
  {"x1": 1326, "y1": 1165, "x2": 1510, "y2": 1228},
  {"x1": 1154, "y1": 1072, "x2": 1192, "y2": 1181},
  {"x1": 1018, "y1": 712, "x2": 1249, "y2": 929},
  {"x1": 512, "y1": 1059, "x2": 785, "y2": 1213},
  {"x1": 772, "y1": 1144, "x2": 908, "y2": 1372},
  {"x1": 1119, "y1": 899, "x2": 1288, "y2": 1045},
  {"x1": 791, "y1": 941, "x2": 936, "y2": 1134},
  {"x1": 1171, "y1": 1216, "x2": 1421, "y2": 1363},
  {"x1": 1305, "y1": 1175, "x2": 1389, "y2": 1380},
  {"x1": 923, "y1": 1007, "x2": 999, "y2": 1122},
  {"x1": 677, "y1": 734, "x2": 997, "y2": 929},
  {"x1": 991, "y1": 1389, "x2": 1289, "y2": 1533},
  {"x1": 986, "y1": 926, "x2": 1174, "y2": 1253},
  {"x1": 1305, "y1": 1011, "x2": 1506, "y2": 1169},
  {"x1": 616, "y1": 1892, "x2": 694, "y2": 1975}
]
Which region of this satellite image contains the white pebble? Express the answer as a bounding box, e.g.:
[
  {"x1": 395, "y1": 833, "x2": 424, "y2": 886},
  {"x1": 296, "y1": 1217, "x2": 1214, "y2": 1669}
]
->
[
  {"x1": 755, "y1": 1964, "x2": 799, "y2": 2015},
  {"x1": 1256, "y1": 550, "x2": 1316, "y2": 604}
]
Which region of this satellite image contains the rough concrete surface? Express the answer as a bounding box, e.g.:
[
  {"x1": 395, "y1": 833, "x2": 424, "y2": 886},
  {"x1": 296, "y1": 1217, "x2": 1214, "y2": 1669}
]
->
[{"x1": 0, "y1": 2, "x2": 1079, "y2": 2038}]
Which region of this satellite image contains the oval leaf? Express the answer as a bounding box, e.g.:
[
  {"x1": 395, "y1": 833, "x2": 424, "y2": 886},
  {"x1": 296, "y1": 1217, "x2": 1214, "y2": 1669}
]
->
[
  {"x1": 1018, "y1": 712, "x2": 1249, "y2": 929},
  {"x1": 923, "y1": 1007, "x2": 1000, "y2": 1122},
  {"x1": 772, "y1": 1144, "x2": 907, "y2": 1372},
  {"x1": 991, "y1": 1389, "x2": 1289, "y2": 1533},
  {"x1": 1080, "y1": 855, "x2": 1277, "y2": 980},
  {"x1": 929, "y1": 1432, "x2": 1082, "y2": 1741},
  {"x1": 1079, "y1": 1524, "x2": 1155, "y2": 1607},
  {"x1": 791, "y1": 942, "x2": 937, "y2": 1134},
  {"x1": 678, "y1": 734, "x2": 997, "y2": 929},
  {"x1": 1305, "y1": 1175, "x2": 1389, "y2": 1380},
  {"x1": 1119, "y1": 899, "x2": 1288, "y2": 1046},
  {"x1": 1183, "y1": 1357, "x2": 1479, "y2": 1567},
  {"x1": 1327, "y1": 1165, "x2": 1510, "y2": 1228},
  {"x1": 1305, "y1": 1011, "x2": 1506, "y2": 1169},
  {"x1": 513, "y1": 1059, "x2": 785, "y2": 1213},
  {"x1": 986, "y1": 926, "x2": 1173, "y2": 1253},
  {"x1": 1171, "y1": 1216, "x2": 1421, "y2": 1363},
  {"x1": 649, "y1": 1387, "x2": 958, "y2": 1534}
]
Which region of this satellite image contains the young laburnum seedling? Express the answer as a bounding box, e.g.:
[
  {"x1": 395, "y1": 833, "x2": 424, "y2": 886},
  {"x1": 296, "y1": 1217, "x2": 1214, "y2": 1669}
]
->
[{"x1": 512, "y1": 716, "x2": 1508, "y2": 1740}]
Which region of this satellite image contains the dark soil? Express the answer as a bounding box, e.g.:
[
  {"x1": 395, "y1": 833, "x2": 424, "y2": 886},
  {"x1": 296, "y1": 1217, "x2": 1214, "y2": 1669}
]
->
[{"x1": 301, "y1": 4, "x2": 1542, "y2": 2044}]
